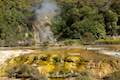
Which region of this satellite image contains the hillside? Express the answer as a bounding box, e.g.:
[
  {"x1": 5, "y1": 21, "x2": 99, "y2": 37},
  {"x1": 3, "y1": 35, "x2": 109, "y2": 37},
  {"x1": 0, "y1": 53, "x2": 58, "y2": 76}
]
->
[{"x1": 0, "y1": 0, "x2": 120, "y2": 46}]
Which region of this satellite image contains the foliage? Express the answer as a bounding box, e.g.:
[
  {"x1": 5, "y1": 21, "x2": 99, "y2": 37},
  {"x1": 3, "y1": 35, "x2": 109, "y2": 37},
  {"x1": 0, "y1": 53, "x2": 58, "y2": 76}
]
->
[
  {"x1": 96, "y1": 38, "x2": 120, "y2": 44},
  {"x1": 76, "y1": 71, "x2": 92, "y2": 80},
  {"x1": 52, "y1": 0, "x2": 120, "y2": 40},
  {"x1": 0, "y1": 0, "x2": 35, "y2": 46},
  {"x1": 81, "y1": 32, "x2": 95, "y2": 45},
  {"x1": 6, "y1": 64, "x2": 47, "y2": 80},
  {"x1": 50, "y1": 55, "x2": 62, "y2": 64},
  {"x1": 62, "y1": 39, "x2": 81, "y2": 45},
  {"x1": 105, "y1": 10, "x2": 118, "y2": 35}
]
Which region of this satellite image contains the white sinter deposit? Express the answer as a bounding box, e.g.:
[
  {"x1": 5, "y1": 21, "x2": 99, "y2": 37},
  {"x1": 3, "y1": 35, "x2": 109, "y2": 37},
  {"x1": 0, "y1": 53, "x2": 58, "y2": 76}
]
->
[
  {"x1": 0, "y1": 49, "x2": 34, "y2": 65},
  {"x1": 86, "y1": 46, "x2": 120, "y2": 57}
]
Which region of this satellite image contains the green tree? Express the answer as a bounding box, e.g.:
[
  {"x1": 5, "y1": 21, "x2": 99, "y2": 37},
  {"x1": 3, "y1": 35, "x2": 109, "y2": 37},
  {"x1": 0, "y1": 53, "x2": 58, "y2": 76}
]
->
[
  {"x1": 105, "y1": 10, "x2": 118, "y2": 35},
  {"x1": 52, "y1": 5, "x2": 106, "y2": 39},
  {"x1": 0, "y1": 0, "x2": 33, "y2": 46},
  {"x1": 53, "y1": 0, "x2": 120, "y2": 40}
]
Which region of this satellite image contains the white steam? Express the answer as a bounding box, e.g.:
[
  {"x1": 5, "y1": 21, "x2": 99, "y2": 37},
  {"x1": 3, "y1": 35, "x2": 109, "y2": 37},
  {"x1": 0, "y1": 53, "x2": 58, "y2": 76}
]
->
[
  {"x1": 33, "y1": 0, "x2": 60, "y2": 45},
  {"x1": 35, "y1": 0, "x2": 60, "y2": 21}
]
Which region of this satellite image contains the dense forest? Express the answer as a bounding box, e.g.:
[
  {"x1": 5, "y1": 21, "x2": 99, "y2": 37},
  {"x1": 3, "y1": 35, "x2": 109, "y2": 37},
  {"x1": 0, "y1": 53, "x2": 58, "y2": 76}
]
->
[{"x1": 0, "y1": 0, "x2": 120, "y2": 46}]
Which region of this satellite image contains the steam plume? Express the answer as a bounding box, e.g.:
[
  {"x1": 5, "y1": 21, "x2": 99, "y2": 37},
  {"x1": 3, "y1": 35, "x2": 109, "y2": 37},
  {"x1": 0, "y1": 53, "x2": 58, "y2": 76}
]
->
[
  {"x1": 33, "y1": 0, "x2": 60, "y2": 45},
  {"x1": 35, "y1": 0, "x2": 60, "y2": 21}
]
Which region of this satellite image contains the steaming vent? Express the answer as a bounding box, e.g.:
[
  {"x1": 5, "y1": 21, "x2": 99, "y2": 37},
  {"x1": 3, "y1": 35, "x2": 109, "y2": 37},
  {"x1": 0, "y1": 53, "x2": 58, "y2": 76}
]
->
[{"x1": 32, "y1": 0, "x2": 60, "y2": 45}]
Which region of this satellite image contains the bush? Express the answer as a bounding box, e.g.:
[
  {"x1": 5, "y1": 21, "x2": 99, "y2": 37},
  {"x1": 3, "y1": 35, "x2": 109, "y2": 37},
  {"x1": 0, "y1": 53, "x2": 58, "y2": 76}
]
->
[
  {"x1": 50, "y1": 55, "x2": 62, "y2": 64},
  {"x1": 65, "y1": 56, "x2": 80, "y2": 63},
  {"x1": 96, "y1": 39, "x2": 120, "y2": 44},
  {"x1": 81, "y1": 32, "x2": 95, "y2": 45},
  {"x1": 76, "y1": 71, "x2": 92, "y2": 80},
  {"x1": 62, "y1": 39, "x2": 81, "y2": 45},
  {"x1": 6, "y1": 64, "x2": 48, "y2": 80}
]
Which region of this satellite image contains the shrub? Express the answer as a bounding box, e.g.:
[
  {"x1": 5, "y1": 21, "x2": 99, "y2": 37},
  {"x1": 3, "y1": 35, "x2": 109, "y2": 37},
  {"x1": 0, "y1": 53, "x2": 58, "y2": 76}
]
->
[
  {"x1": 65, "y1": 56, "x2": 80, "y2": 63},
  {"x1": 96, "y1": 39, "x2": 120, "y2": 44},
  {"x1": 6, "y1": 64, "x2": 48, "y2": 80},
  {"x1": 41, "y1": 41, "x2": 49, "y2": 50},
  {"x1": 63, "y1": 39, "x2": 81, "y2": 45},
  {"x1": 50, "y1": 55, "x2": 62, "y2": 64},
  {"x1": 81, "y1": 32, "x2": 95, "y2": 45},
  {"x1": 76, "y1": 71, "x2": 92, "y2": 80}
]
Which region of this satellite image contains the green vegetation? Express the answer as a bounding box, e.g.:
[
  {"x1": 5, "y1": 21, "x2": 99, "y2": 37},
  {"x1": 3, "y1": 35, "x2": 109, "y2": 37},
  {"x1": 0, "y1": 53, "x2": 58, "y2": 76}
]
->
[
  {"x1": 0, "y1": 0, "x2": 41, "y2": 46},
  {"x1": 61, "y1": 39, "x2": 81, "y2": 45},
  {"x1": 0, "y1": 0, "x2": 119, "y2": 46},
  {"x1": 6, "y1": 64, "x2": 47, "y2": 80},
  {"x1": 53, "y1": 0, "x2": 120, "y2": 40},
  {"x1": 96, "y1": 38, "x2": 120, "y2": 44}
]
